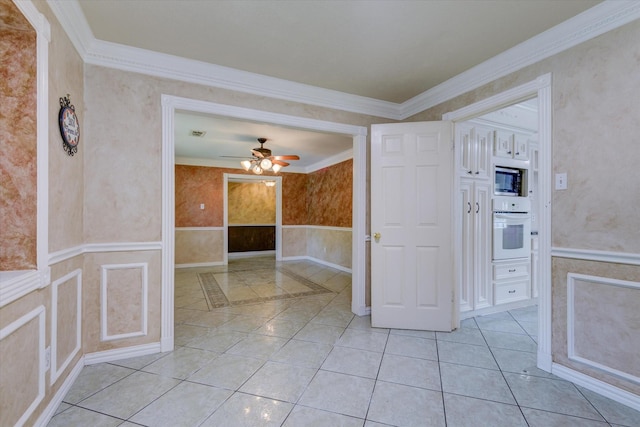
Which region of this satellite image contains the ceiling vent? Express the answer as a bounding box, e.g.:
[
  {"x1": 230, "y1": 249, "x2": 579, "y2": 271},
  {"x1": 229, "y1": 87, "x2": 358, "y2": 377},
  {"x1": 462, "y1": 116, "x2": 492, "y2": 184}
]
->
[{"x1": 190, "y1": 130, "x2": 207, "y2": 137}]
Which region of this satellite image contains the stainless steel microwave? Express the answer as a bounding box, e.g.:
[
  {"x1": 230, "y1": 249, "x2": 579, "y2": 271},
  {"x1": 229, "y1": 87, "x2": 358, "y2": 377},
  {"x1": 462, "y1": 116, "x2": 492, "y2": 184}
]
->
[{"x1": 494, "y1": 166, "x2": 526, "y2": 196}]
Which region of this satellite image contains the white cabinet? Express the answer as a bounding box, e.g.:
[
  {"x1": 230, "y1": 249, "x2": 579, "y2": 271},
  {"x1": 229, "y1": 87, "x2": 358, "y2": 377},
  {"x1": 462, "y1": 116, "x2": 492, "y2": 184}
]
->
[
  {"x1": 492, "y1": 259, "x2": 531, "y2": 305},
  {"x1": 460, "y1": 179, "x2": 492, "y2": 312},
  {"x1": 494, "y1": 131, "x2": 529, "y2": 161},
  {"x1": 458, "y1": 124, "x2": 492, "y2": 180}
]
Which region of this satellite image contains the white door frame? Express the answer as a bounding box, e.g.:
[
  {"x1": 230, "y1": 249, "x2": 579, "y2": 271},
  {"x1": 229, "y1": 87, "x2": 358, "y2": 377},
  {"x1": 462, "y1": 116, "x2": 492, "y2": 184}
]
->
[
  {"x1": 223, "y1": 174, "x2": 282, "y2": 262},
  {"x1": 443, "y1": 73, "x2": 553, "y2": 372},
  {"x1": 160, "y1": 95, "x2": 368, "y2": 351}
]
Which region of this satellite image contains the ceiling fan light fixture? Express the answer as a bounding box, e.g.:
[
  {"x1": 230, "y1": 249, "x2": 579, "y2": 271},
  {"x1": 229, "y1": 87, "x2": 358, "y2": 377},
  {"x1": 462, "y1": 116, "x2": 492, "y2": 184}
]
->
[
  {"x1": 260, "y1": 158, "x2": 273, "y2": 170},
  {"x1": 272, "y1": 163, "x2": 282, "y2": 173},
  {"x1": 253, "y1": 165, "x2": 263, "y2": 175},
  {"x1": 241, "y1": 160, "x2": 252, "y2": 171}
]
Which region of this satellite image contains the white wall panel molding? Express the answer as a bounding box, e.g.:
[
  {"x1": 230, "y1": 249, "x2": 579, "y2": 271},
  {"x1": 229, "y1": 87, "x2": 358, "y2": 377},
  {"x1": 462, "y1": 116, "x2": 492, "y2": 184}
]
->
[
  {"x1": 175, "y1": 261, "x2": 225, "y2": 269},
  {"x1": 552, "y1": 247, "x2": 640, "y2": 266},
  {"x1": 50, "y1": 269, "x2": 82, "y2": 385},
  {"x1": 567, "y1": 273, "x2": 640, "y2": 385},
  {"x1": 282, "y1": 225, "x2": 353, "y2": 232},
  {"x1": 553, "y1": 363, "x2": 640, "y2": 412},
  {"x1": 0, "y1": 305, "x2": 46, "y2": 427},
  {"x1": 50, "y1": 1, "x2": 639, "y2": 120},
  {"x1": 84, "y1": 342, "x2": 161, "y2": 365},
  {"x1": 100, "y1": 263, "x2": 148, "y2": 342}
]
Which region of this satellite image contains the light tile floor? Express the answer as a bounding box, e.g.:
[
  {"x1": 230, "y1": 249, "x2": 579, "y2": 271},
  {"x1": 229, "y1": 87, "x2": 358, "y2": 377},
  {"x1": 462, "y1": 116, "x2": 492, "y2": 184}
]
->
[{"x1": 48, "y1": 257, "x2": 640, "y2": 427}]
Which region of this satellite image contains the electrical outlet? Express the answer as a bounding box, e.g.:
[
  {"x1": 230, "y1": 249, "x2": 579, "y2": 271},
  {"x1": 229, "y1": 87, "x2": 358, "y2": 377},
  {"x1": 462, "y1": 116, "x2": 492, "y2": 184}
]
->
[
  {"x1": 555, "y1": 173, "x2": 567, "y2": 190},
  {"x1": 45, "y1": 346, "x2": 51, "y2": 371},
  {"x1": 199, "y1": 203, "x2": 205, "y2": 210}
]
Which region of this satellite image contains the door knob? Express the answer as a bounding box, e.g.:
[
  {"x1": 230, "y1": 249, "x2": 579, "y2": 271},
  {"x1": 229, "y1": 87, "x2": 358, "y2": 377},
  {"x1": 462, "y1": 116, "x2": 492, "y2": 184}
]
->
[{"x1": 373, "y1": 232, "x2": 381, "y2": 242}]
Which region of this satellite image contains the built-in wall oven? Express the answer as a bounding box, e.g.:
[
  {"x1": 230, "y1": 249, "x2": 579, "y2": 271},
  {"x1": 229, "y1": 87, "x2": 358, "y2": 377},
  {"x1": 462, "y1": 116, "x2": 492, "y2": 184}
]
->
[{"x1": 492, "y1": 196, "x2": 531, "y2": 260}]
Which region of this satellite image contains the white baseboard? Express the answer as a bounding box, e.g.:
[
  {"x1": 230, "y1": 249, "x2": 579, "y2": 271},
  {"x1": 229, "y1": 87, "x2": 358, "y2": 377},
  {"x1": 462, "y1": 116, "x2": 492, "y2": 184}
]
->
[
  {"x1": 552, "y1": 363, "x2": 640, "y2": 412},
  {"x1": 84, "y1": 342, "x2": 161, "y2": 365},
  {"x1": 175, "y1": 261, "x2": 224, "y2": 269},
  {"x1": 228, "y1": 250, "x2": 275, "y2": 259},
  {"x1": 35, "y1": 356, "x2": 84, "y2": 427},
  {"x1": 281, "y1": 255, "x2": 352, "y2": 273}
]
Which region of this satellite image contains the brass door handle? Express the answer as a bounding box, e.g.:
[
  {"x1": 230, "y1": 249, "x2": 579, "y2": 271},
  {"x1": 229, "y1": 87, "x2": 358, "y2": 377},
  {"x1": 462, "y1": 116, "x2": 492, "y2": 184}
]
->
[{"x1": 373, "y1": 232, "x2": 381, "y2": 242}]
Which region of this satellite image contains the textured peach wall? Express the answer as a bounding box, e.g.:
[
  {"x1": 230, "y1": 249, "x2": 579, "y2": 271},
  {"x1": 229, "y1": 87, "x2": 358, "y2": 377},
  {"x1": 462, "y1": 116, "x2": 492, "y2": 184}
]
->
[
  {"x1": 308, "y1": 159, "x2": 353, "y2": 227},
  {"x1": 282, "y1": 172, "x2": 308, "y2": 225},
  {"x1": 0, "y1": 0, "x2": 37, "y2": 270},
  {"x1": 228, "y1": 182, "x2": 275, "y2": 224}
]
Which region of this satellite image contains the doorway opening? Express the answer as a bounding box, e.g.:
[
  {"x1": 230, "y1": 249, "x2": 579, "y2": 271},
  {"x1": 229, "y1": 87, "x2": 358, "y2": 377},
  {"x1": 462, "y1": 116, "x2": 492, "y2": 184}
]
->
[
  {"x1": 224, "y1": 174, "x2": 282, "y2": 263},
  {"x1": 444, "y1": 74, "x2": 552, "y2": 371},
  {"x1": 161, "y1": 95, "x2": 368, "y2": 352}
]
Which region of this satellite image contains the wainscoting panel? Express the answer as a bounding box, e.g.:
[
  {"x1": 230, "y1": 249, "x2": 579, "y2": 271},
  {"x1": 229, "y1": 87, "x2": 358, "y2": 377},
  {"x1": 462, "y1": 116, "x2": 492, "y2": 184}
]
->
[
  {"x1": 100, "y1": 263, "x2": 148, "y2": 341},
  {"x1": 175, "y1": 228, "x2": 223, "y2": 266},
  {"x1": 0, "y1": 305, "x2": 46, "y2": 427},
  {"x1": 50, "y1": 269, "x2": 82, "y2": 384},
  {"x1": 567, "y1": 273, "x2": 640, "y2": 384}
]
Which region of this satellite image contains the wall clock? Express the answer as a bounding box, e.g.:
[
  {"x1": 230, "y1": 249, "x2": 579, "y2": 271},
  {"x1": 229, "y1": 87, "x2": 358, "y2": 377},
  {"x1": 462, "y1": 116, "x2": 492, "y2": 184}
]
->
[{"x1": 59, "y1": 94, "x2": 80, "y2": 156}]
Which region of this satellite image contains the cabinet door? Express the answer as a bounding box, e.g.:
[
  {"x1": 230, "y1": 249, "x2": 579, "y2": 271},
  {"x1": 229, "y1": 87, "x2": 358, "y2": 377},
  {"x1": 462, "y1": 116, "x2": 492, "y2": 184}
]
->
[
  {"x1": 473, "y1": 182, "x2": 492, "y2": 310},
  {"x1": 494, "y1": 130, "x2": 514, "y2": 158},
  {"x1": 474, "y1": 127, "x2": 492, "y2": 180},
  {"x1": 513, "y1": 134, "x2": 529, "y2": 160},
  {"x1": 459, "y1": 180, "x2": 474, "y2": 312},
  {"x1": 458, "y1": 125, "x2": 475, "y2": 176}
]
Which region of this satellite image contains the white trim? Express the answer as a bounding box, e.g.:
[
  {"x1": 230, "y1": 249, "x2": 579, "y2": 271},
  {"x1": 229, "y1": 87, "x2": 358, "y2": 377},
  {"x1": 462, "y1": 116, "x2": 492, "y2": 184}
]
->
[
  {"x1": 34, "y1": 356, "x2": 84, "y2": 427},
  {"x1": 175, "y1": 156, "x2": 307, "y2": 173},
  {"x1": 351, "y1": 134, "x2": 368, "y2": 316},
  {"x1": 281, "y1": 255, "x2": 352, "y2": 274},
  {"x1": 161, "y1": 95, "x2": 367, "y2": 354},
  {"x1": 228, "y1": 250, "x2": 276, "y2": 259},
  {"x1": 49, "y1": 1, "x2": 639, "y2": 120},
  {"x1": 100, "y1": 263, "x2": 149, "y2": 341},
  {"x1": 176, "y1": 227, "x2": 224, "y2": 231},
  {"x1": 223, "y1": 173, "x2": 283, "y2": 263},
  {"x1": 84, "y1": 342, "x2": 161, "y2": 365},
  {"x1": 283, "y1": 225, "x2": 353, "y2": 232},
  {"x1": 175, "y1": 261, "x2": 225, "y2": 269},
  {"x1": 443, "y1": 74, "x2": 553, "y2": 373},
  {"x1": 567, "y1": 273, "x2": 640, "y2": 385},
  {"x1": 50, "y1": 269, "x2": 82, "y2": 385},
  {"x1": 552, "y1": 363, "x2": 640, "y2": 412},
  {"x1": 400, "y1": 1, "x2": 640, "y2": 118},
  {"x1": 228, "y1": 224, "x2": 276, "y2": 227},
  {"x1": 552, "y1": 247, "x2": 640, "y2": 266},
  {"x1": 0, "y1": 270, "x2": 43, "y2": 308},
  {"x1": 48, "y1": 241, "x2": 163, "y2": 265},
  {"x1": 0, "y1": 305, "x2": 46, "y2": 427}
]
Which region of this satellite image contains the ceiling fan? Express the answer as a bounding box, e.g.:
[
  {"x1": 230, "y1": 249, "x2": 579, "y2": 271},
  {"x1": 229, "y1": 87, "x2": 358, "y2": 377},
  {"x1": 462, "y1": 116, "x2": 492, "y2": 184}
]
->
[{"x1": 240, "y1": 138, "x2": 300, "y2": 174}]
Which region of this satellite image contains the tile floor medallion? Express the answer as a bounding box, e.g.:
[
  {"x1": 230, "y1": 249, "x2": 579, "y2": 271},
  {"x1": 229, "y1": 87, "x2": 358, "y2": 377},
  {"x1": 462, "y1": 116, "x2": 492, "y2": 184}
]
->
[{"x1": 46, "y1": 257, "x2": 640, "y2": 427}]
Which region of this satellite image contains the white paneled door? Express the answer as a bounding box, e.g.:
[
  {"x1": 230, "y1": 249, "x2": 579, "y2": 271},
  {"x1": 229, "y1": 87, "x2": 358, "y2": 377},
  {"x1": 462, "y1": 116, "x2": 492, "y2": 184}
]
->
[{"x1": 371, "y1": 122, "x2": 453, "y2": 331}]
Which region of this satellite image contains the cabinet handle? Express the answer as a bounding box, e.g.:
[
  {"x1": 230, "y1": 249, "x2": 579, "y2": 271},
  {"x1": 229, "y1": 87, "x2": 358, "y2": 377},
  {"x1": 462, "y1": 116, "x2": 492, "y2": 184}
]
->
[
  {"x1": 475, "y1": 202, "x2": 479, "y2": 214},
  {"x1": 467, "y1": 170, "x2": 473, "y2": 174},
  {"x1": 509, "y1": 269, "x2": 516, "y2": 272},
  {"x1": 507, "y1": 151, "x2": 512, "y2": 154},
  {"x1": 475, "y1": 171, "x2": 479, "y2": 175},
  {"x1": 467, "y1": 202, "x2": 471, "y2": 214},
  {"x1": 508, "y1": 290, "x2": 516, "y2": 294},
  {"x1": 515, "y1": 152, "x2": 520, "y2": 155}
]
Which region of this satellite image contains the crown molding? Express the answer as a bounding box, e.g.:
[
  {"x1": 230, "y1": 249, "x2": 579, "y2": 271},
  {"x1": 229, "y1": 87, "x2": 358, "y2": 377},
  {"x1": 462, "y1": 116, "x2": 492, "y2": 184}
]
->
[
  {"x1": 399, "y1": 0, "x2": 640, "y2": 118},
  {"x1": 305, "y1": 149, "x2": 353, "y2": 174},
  {"x1": 49, "y1": 0, "x2": 640, "y2": 121}
]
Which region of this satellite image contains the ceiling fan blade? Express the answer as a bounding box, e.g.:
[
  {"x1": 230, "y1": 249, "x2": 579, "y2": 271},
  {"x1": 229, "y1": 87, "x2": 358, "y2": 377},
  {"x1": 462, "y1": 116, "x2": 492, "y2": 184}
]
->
[
  {"x1": 251, "y1": 149, "x2": 264, "y2": 158},
  {"x1": 272, "y1": 160, "x2": 290, "y2": 167},
  {"x1": 272, "y1": 155, "x2": 300, "y2": 160}
]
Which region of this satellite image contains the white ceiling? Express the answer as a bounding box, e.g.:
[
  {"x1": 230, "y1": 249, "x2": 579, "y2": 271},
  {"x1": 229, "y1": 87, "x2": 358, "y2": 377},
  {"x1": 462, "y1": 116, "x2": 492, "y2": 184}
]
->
[{"x1": 73, "y1": 0, "x2": 601, "y2": 169}]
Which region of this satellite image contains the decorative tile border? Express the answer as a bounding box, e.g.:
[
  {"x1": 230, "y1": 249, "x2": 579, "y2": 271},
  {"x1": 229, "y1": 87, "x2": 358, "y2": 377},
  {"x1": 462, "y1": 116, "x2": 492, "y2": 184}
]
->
[{"x1": 198, "y1": 267, "x2": 334, "y2": 309}]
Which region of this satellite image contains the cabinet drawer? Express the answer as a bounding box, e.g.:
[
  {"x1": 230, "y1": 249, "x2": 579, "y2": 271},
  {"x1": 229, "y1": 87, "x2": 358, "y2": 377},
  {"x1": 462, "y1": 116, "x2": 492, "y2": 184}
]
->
[
  {"x1": 493, "y1": 262, "x2": 530, "y2": 280},
  {"x1": 494, "y1": 279, "x2": 529, "y2": 305}
]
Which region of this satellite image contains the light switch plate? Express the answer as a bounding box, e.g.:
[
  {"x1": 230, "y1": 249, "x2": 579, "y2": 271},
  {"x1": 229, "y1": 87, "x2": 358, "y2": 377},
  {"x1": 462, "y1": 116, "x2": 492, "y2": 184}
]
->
[{"x1": 555, "y1": 173, "x2": 567, "y2": 190}]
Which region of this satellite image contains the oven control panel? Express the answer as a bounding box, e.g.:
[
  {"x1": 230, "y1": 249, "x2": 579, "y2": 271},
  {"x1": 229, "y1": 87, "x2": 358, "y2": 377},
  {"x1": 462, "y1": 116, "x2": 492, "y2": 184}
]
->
[{"x1": 492, "y1": 196, "x2": 530, "y2": 213}]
